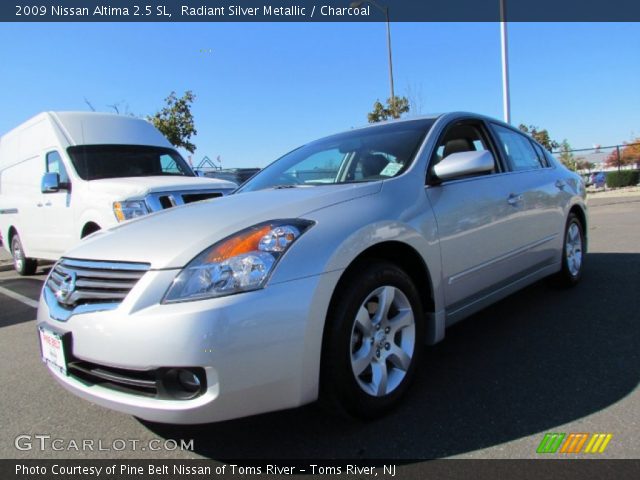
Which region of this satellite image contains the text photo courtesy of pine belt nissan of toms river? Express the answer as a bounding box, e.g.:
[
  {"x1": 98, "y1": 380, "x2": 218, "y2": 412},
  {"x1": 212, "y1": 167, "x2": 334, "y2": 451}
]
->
[
  {"x1": 0, "y1": 111, "x2": 237, "y2": 275},
  {"x1": 33, "y1": 112, "x2": 586, "y2": 424}
]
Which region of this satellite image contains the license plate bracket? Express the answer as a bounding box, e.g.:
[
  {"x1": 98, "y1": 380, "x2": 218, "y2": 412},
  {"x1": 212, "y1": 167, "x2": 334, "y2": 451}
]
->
[{"x1": 38, "y1": 327, "x2": 69, "y2": 375}]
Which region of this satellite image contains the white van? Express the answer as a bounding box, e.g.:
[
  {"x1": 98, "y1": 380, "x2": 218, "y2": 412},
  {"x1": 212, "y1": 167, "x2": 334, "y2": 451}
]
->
[{"x1": 0, "y1": 112, "x2": 235, "y2": 275}]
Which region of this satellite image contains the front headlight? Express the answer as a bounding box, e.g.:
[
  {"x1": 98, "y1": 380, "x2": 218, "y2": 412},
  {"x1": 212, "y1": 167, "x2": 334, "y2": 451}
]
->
[
  {"x1": 163, "y1": 219, "x2": 314, "y2": 303},
  {"x1": 113, "y1": 200, "x2": 149, "y2": 222}
]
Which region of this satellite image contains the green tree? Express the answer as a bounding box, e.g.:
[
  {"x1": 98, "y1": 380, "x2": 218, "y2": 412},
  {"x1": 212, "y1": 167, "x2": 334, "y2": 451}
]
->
[
  {"x1": 558, "y1": 139, "x2": 576, "y2": 171},
  {"x1": 367, "y1": 96, "x2": 410, "y2": 123},
  {"x1": 518, "y1": 124, "x2": 559, "y2": 152},
  {"x1": 148, "y1": 91, "x2": 197, "y2": 153}
]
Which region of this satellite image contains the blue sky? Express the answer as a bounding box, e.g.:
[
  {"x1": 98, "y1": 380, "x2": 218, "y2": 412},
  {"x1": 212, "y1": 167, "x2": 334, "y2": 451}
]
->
[{"x1": 1, "y1": 22, "x2": 638, "y2": 167}]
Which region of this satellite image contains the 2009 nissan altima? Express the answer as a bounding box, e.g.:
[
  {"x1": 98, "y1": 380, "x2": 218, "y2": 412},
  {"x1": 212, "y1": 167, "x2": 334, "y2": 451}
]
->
[{"x1": 37, "y1": 112, "x2": 587, "y2": 424}]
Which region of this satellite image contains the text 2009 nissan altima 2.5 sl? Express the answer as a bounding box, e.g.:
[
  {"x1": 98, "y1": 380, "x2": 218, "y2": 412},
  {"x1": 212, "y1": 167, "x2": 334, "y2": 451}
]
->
[{"x1": 37, "y1": 112, "x2": 587, "y2": 424}]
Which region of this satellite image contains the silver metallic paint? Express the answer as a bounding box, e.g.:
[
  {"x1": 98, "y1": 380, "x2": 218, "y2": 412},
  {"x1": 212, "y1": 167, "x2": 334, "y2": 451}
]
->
[{"x1": 37, "y1": 112, "x2": 587, "y2": 423}]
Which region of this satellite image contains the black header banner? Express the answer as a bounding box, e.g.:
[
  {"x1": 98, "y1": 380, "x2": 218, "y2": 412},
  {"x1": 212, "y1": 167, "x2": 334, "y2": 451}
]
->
[{"x1": 4, "y1": 0, "x2": 640, "y2": 22}]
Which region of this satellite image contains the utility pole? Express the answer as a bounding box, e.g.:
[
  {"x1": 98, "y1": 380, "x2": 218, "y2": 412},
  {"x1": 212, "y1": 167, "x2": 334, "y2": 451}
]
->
[{"x1": 500, "y1": 0, "x2": 511, "y2": 124}]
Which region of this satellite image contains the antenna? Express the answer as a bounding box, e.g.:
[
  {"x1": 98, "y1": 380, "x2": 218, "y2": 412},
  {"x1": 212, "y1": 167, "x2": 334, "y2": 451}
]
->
[{"x1": 84, "y1": 98, "x2": 96, "y2": 111}]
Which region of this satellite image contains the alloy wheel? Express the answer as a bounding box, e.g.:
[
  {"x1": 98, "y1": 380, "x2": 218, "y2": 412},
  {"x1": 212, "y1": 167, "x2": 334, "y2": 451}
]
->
[
  {"x1": 12, "y1": 237, "x2": 24, "y2": 272},
  {"x1": 349, "y1": 285, "x2": 416, "y2": 397},
  {"x1": 565, "y1": 222, "x2": 583, "y2": 277}
]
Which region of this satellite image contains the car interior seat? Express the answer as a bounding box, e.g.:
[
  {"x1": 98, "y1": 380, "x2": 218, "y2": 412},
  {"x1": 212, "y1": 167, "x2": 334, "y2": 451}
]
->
[
  {"x1": 361, "y1": 153, "x2": 390, "y2": 178},
  {"x1": 443, "y1": 138, "x2": 474, "y2": 158}
]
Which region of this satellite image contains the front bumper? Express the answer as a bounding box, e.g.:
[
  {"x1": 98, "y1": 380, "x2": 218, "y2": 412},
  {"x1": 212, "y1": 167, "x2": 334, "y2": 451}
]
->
[{"x1": 37, "y1": 268, "x2": 342, "y2": 424}]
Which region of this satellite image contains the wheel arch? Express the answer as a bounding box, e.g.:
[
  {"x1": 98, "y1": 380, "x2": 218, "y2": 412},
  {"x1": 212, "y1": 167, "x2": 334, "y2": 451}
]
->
[
  {"x1": 81, "y1": 221, "x2": 102, "y2": 238},
  {"x1": 7, "y1": 225, "x2": 18, "y2": 246},
  {"x1": 6, "y1": 225, "x2": 26, "y2": 255},
  {"x1": 77, "y1": 208, "x2": 115, "y2": 241},
  {"x1": 326, "y1": 240, "x2": 440, "y2": 345}
]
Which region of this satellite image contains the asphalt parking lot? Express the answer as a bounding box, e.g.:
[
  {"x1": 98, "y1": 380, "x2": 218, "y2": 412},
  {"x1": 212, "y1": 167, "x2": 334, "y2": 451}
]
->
[{"x1": 0, "y1": 196, "x2": 638, "y2": 461}]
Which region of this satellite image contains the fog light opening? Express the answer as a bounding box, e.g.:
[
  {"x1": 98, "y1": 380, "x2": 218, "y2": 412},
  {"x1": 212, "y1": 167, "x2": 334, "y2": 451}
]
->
[
  {"x1": 161, "y1": 368, "x2": 206, "y2": 400},
  {"x1": 178, "y1": 369, "x2": 201, "y2": 393}
]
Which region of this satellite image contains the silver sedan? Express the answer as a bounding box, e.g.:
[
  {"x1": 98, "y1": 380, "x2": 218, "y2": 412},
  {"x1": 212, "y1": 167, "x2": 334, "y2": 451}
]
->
[{"x1": 37, "y1": 112, "x2": 586, "y2": 423}]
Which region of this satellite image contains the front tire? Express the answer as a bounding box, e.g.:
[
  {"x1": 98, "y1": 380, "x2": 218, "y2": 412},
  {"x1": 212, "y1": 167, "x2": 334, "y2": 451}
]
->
[
  {"x1": 11, "y1": 234, "x2": 37, "y2": 276},
  {"x1": 321, "y1": 261, "x2": 424, "y2": 418}
]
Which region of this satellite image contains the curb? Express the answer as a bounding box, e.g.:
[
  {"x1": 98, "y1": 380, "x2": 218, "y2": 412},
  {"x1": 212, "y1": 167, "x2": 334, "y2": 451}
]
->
[
  {"x1": 0, "y1": 245, "x2": 13, "y2": 272},
  {"x1": 0, "y1": 262, "x2": 14, "y2": 273},
  {"x1": 586, "y1": 187, "x2": 640, "y2": 199}
]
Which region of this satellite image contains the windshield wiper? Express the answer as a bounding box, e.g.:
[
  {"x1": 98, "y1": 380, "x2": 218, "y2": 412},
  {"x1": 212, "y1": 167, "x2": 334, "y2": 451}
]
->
[{"x1": 272, "y1": 184, "x2": 300, "y2": 189}]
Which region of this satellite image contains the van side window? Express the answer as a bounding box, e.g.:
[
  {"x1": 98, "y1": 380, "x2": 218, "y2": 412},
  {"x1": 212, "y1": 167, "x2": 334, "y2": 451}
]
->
[{"x1": 46, "y1": 151, "x2": 70, "y2": 185}]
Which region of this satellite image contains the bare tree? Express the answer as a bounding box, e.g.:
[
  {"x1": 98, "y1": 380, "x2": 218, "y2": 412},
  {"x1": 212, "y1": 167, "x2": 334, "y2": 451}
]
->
[{"x1": 405, "y1": 82, "x2": 425, "y2": 116}]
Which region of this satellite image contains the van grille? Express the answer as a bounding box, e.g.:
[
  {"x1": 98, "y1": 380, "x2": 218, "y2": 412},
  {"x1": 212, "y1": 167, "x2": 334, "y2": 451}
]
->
[
  {"x1": 146, "y1": 189, "x2": 230, "y2": 212},
  {"x1": 46, "y1": 258, "x2": 149, "y2": 309},
  {"x1": 181, "y1": 192, "x2": 223, "y2": 203}
]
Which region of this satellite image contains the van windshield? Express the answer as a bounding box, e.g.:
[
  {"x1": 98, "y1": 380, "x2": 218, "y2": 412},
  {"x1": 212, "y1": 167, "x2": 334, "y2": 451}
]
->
[
  {"x1": 67, "y1": 145, "x2": 194, "y2": 180},
  {"x1": 237, "y1": 119, "x2": 434, "y2": 193}
]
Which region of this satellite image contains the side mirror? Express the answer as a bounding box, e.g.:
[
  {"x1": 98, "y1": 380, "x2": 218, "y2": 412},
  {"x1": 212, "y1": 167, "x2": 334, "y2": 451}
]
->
[
  {"x1": 433, "y1": 150, "x2": 495, "y2": 182},
  {"x1": 41, "y1": 172, "x2": 60, "y2": 193}
]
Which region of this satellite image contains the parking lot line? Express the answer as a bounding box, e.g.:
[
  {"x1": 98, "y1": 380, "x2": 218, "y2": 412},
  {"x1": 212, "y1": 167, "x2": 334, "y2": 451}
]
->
[{"x1": 0, "y1": 286, "x2": 38, "y2": 309}]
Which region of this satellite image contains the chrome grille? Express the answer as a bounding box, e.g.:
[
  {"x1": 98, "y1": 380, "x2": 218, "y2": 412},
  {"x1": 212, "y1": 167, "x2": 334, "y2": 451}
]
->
[{"x1": 45, "y1": 258, "x2": 149, "y2": 320}]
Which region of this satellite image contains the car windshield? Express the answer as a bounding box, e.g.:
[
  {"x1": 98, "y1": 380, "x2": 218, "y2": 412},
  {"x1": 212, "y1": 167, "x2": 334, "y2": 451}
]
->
[
  {"x1": 238, "y1": 119, "x2": 434, "y2": 193},
  {"x1": 67, "y1": 145, "x2": 194, "y2": 180}
]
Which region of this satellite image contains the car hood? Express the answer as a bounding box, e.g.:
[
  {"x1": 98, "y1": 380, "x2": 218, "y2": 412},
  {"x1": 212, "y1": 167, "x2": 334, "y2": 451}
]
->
[
  {"x1": 88, "y1": 176, "x2": 236, "y2": 198},
  {"x1": 67, "y1": 182, "x2": 382, "y2": 269}
]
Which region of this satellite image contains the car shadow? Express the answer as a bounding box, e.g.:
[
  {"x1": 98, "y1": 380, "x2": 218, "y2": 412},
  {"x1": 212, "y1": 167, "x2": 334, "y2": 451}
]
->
[
  {"x1": 0, "y1": 276, "x2": 46, "y2": 328},
  {"x1": 141, "y1": 252, "x2": 640, "y2": 459},
  {"x1": 0, "y1": 294, "x2": 38, "y2": 328}
]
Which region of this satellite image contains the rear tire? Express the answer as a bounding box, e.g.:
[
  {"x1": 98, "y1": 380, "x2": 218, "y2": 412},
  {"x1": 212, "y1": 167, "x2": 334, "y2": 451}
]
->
[
  {"x1": 553, "y1": 213, "x2": 585, "y2": 287},
  {"x1": 11, "y1": 234, "x2": 37, "y2": 276},
  {"x1": 320, "y1": 260, "x2": 424, "y2": 418}
]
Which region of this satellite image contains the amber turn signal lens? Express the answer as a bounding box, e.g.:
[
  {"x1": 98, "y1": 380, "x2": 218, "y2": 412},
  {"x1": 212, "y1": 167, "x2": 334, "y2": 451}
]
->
[
  {"x1": 113, "y1": 202, "x2": 125, "y2": 222},
  {"x1": 205, "y1": 225, "x2": 272, "y2": 263}
]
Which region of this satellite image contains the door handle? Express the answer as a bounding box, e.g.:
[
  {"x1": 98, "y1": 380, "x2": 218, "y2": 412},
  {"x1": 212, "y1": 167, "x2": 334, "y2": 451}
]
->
[
  {"x1": 507, "y1": 193, "x2": 523, "y2": 206},
  {"x1": 44, "y1": 201, "x2": 52, "y2": 207},
  {"x1": 555, "y1": 179, "x2": 566, "y2": 189},
  {"x1": 36, "y1": 203, "x2": 43, "y2": 207}
]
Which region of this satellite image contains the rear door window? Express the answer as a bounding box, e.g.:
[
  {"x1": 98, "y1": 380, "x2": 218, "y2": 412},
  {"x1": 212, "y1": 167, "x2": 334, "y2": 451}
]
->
[{"x1": 531, "y1": 142, "x2": 550, "y2": 167}]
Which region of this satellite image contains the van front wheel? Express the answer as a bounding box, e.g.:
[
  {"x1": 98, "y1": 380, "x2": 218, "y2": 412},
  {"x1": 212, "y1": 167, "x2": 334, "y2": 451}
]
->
[{"x1": 11, "y1": 234, "x2": 37, "y2": 276}]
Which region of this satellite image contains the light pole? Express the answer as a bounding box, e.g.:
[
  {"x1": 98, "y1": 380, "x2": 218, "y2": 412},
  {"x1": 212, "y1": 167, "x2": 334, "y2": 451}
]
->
[
  {"x1": 500, "y1": 0, "x2": 511, "y2": 123},
  {"x1": 350, "y1": 0, "x2": 395, "y2": 108}
]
